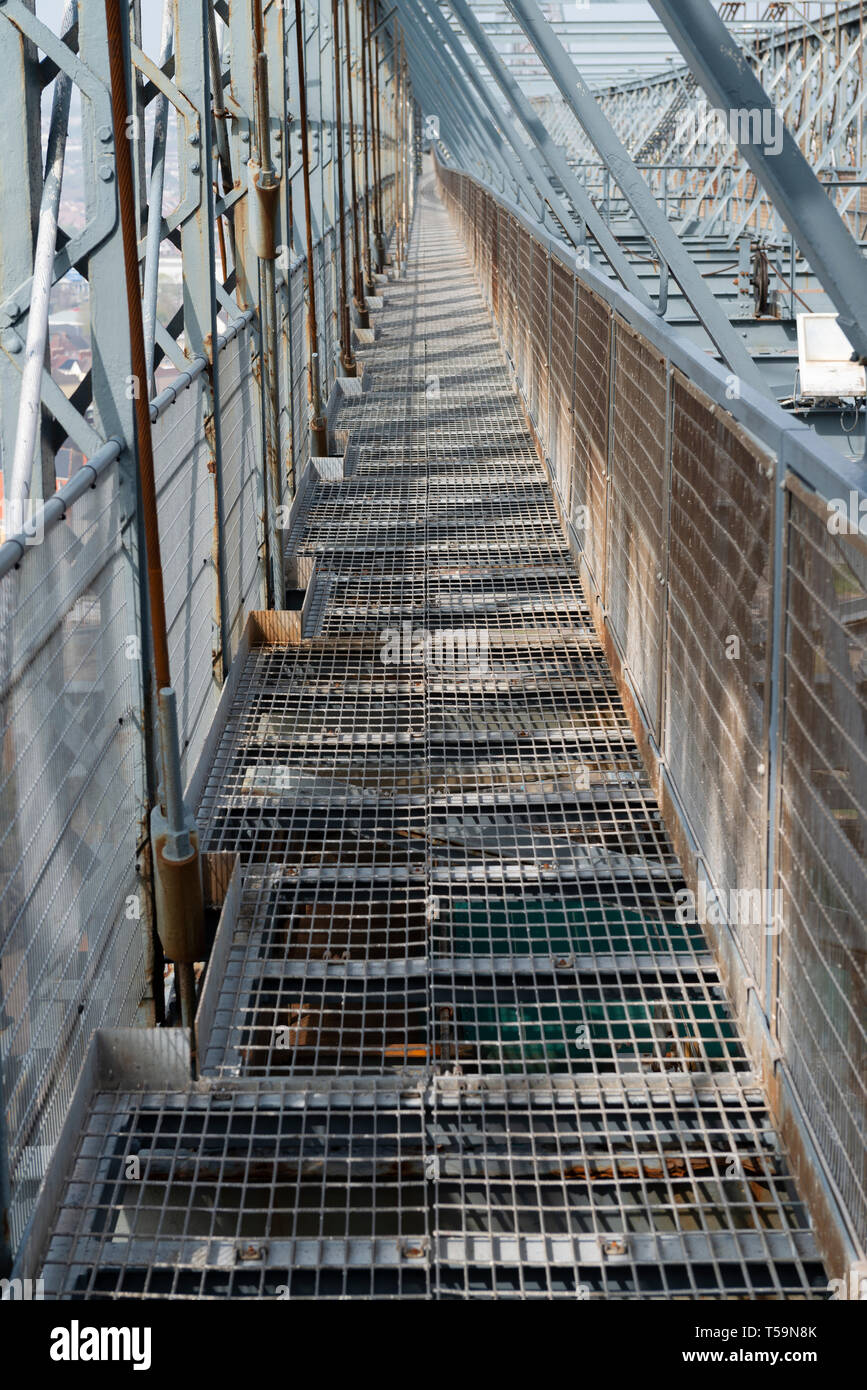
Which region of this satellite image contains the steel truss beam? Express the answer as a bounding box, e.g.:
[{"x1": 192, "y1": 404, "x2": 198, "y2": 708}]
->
[
  {"x1": 438, "y1": 0, "x2": 654, "y2": 310},
  {"x1": 499, "y1": 0, "x2": 766, "y2": 391},
  {"x1": 647, "y1": 0, "x2": 867, "y2": 359}
]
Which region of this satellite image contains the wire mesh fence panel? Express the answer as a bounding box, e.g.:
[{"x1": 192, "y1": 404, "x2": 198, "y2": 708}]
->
[
  {"x1": 549, "y1": 260, "x2": 576, "y2": 516},
  {"x1": 607, "y1": 320, "x2": 668, "y2": 734},
  {"x1": 490, "y1": 196, "x2": 500, "y2": 322},
  {"x1": 218, "y1": 324, "x2": 265, "y2": 658},
  {"x1": 153, "y1": 382, "x2": 221, "y2": 786},
  {"x1": 0, "y1": 469, "x2": 145, "y2": 1248},
  {"x1": 529, "y1": 240, "x2": 550, "y2": 436},
  {"x1": 516, "y1": 226, "x2": 534, "y2": 394},
  {"x1": 666, "y1": 373, "x2": 774, "y2": 995},
  {"x1": 776, "y1": 478, "x2": 867, "y2": 1243},
  {"x1": 572, "y1": 283, "x2": 611, "y2": 588},
  {"x1": 499, "y1": 206, "x2": 516, "y2": 367}
]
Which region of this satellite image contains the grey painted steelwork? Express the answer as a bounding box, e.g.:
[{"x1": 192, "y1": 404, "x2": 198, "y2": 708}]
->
[
  {"x1": 439, "y1": 0, "x2": 654, "y2": 308},
  {"x1": 0, "y1": 0, "x2": 403, "y2": 1258},
  {"x1": 647, "y1": 0, "x2": 867, "y2": 359},
  {"x1": 500, "y1": 0, "x2": 767, "y2": 391}
]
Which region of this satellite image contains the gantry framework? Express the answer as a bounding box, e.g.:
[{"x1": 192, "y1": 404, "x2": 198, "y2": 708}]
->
[{"x1": 0, "y1": 0, "x2": 865, "y2": 1303}]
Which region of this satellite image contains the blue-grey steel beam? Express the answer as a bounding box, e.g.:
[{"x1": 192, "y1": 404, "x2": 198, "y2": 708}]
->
[
  {"x1": 501, "y1": 0, "x2": 767, "y2": 392},
  {"x1": 646, "y1": 0, "x2": 867, "y2": 361},
  {"x1": 392, "y1": 10, "x2": 507, "y2": 191},
  {"x1": 397, "y1": 1, "x2": 537, "y2": 207},
  {"x1": 407, "y1": 0, "x2": 586, "y2": 244},
  {"x1": 442, "y1": 0, "x2": 654, "y2": 310}
]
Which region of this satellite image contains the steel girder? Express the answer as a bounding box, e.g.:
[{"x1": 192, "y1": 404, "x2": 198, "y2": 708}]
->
[
  {"x1": 499, "y1": 0, "x2": 766, "y2": 390},
  {"x1": 647, "y1": 0, "x2": 867, "y2": 359}
]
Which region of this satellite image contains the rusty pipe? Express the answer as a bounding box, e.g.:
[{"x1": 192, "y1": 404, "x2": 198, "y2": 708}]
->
[
  {"x1": 294, "y1": 0, "x2": 329, "y2": 455},
  {"x1": 251, "y1": 5, "x2": 287, "y2": 599},
  {"x1": 332, "y1": 0, "x2": 357, "y2": 376},
  {"x1": 360, "y1": 0, "x2": 374, "y2": 293},
  {"x1": 105, "y1": 0, "x2": 170, "y2": 694},
  {"x1": 105, "y1": 0, "x2": 205, "y2": 1014},
  {"x1": 343, "y1": 0, "x2": 369, "y2": 328},
  {"x1": 371, "y1": 4, "x2": 385, "y2": 271}
]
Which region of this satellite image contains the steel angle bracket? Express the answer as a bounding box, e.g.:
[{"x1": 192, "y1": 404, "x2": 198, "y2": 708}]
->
[
  {"x1": 130, "y1": 41, "x2": 203, "y2": 249},
  {"x1": 0, "y1": 0, "x2": 117, "y2": 325}
]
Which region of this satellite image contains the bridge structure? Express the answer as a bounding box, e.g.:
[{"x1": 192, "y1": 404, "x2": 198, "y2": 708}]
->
[{"x1": 0, "y1": 0, "x2": 865, "y2": 1302}]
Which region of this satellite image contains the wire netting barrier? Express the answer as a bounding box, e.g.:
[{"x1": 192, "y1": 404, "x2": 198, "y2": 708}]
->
[{"x1": 438, "y1": 163, "x2": 867, "y2": 1256}]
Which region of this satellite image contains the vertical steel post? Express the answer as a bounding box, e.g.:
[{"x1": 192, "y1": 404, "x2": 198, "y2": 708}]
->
[
  {"x1": 333, "y1": 0, "x2": 358, "y2": 374},
  {"x1": 360, "y1": 0, "x2": 375, "y2": 292},
  {"x1": 106, "y1": 0, "x2": 204, "y2": 1021},
  {"x1": 175, "y1": 0, "x2": 237, "y2": 662},
  {"x1": 252, "y1": 0, "x2": 289, "y2": 598},
  {"x1": 344, "y1": 0, "x2": 370, "y2": 325},
  {"x1": 295, "y1": 0, "x2": 330, "y2": 455},
  {"x1": 371, "y1": 2, "x2": 386, "y2": 271}
]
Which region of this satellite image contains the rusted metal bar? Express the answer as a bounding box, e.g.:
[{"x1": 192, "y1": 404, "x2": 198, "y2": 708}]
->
[
  {"x1": 252, "y1": 0, "x2": 288, "y2": 594},
  {"x1": 294, "y1": 0, "x2": 329, "y2": 455},
  {"x1": 105, "y1": 0, "x2": 170, "y2": 695},
  {"x1": 207, "y1": 0, "x2": 238, "y2": 280},
  {"x1": 393, "y1": 21, "x2": 403, "y2": 265},
  {"x1": 343, "y1": 0, "x2": 370, "y2": 327},
  {"x1": 360, "y1": 0, "x2": 375, "y2": 292},
  {"x1": 371, "y1": 2, "x2": 386, "y2": 271},
  {"x1": 332, "y1": 0, "x2": 357, "y2": 375},
  {"x1": 105, "y1": 0, "x2": 204, "y2": 1014}
]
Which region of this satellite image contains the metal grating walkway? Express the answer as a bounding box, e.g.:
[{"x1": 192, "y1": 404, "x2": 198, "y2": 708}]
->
[{"x1": 38, "y1": 175, "x2": 828, "y2": 1300}]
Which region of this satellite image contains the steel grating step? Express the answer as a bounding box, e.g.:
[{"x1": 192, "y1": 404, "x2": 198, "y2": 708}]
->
[{"x1": 38, "y1": 1078, "x2": 826, "y2": 1300}]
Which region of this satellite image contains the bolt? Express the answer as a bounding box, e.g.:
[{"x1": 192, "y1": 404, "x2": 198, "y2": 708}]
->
[
  {"x1": 191, "y1": 161, "x2": 201, "y2": 175},
  {"x1": 1, "y1": 330, "x2": 22, "y2": 354},
  {"x1": 99, "y1": 161, "x2": 114, "y2": 182},
  {"x1": 98, "y1": 124, "x2": 113, "y2": 143},
  {"x1": 189, "y1": 131, "x2": 201, "y2": 147}
]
